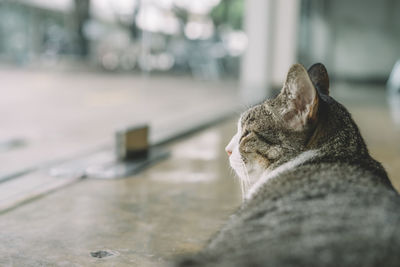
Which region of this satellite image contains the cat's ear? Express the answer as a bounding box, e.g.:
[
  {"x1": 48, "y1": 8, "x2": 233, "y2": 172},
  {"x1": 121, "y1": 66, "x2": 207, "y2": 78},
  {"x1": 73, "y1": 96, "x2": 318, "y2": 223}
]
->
[
  {"x1": 280, "y1": 64, "x2": 319, "y2": 131},
  {"x1": 308, "y1": 63, "x2": 329, "y2": 95}
]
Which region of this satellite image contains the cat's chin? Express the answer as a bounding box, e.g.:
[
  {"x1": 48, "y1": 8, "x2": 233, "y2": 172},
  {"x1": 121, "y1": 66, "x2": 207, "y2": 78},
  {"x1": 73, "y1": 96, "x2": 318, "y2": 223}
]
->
[
  {"x1": 234, "y1": 162, "x2": 266, "y2": 196},
  {"x1": 247, "y1": 164, "x2": 265, "y2": 184}
]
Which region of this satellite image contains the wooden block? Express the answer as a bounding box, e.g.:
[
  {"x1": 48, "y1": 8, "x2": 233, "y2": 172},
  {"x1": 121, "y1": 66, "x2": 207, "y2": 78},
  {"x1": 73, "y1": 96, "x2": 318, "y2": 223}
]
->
[{"x1": 115, "y1": 124, "x2": 149, "y2": 160}]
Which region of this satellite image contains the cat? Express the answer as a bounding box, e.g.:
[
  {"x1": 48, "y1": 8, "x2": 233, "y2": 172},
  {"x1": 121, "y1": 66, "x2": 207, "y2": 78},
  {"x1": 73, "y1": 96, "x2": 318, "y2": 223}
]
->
[{"x1": 174, "y1": 63, "x2": 400, "y2": 267}]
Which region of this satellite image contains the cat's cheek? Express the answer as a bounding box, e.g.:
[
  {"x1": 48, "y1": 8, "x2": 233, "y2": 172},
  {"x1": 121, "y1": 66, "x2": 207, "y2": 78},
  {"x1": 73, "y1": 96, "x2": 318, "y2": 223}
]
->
[
  {"x1": 257, "y1": 157, "x2": 270, "y2": 168},
  {"x1": 267, "y1": 148, "x2": 281, "y2": 160},
  {"x1": 238, "y1": 142, "x2": 251, "y2": 157}
]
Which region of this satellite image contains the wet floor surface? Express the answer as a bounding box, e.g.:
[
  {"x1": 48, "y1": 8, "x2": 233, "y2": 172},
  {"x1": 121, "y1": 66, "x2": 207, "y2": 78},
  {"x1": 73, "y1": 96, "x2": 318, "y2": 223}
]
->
[
  {"x1": 0, "y1": 121, "x2": 241, "y2": 267},
  {"x1": 0, "y1": 82, "x2": 399, "y2": 266},
  {"x1": 0, "y1": 68, "x2": 239, "y2": 181}
]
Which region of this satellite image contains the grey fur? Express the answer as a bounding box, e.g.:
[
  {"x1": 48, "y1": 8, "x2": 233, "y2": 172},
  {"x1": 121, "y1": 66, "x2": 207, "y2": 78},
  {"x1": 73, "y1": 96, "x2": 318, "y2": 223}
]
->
[{"x1": 174, "y1": 63, "x2": 398, "y2": 267}]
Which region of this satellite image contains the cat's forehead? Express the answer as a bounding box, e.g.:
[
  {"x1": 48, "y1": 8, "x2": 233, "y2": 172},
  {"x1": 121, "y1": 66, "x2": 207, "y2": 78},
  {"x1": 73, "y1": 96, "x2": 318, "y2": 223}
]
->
[{"x1": 240, "y1": 101, "x2": 277, "y2": 129}]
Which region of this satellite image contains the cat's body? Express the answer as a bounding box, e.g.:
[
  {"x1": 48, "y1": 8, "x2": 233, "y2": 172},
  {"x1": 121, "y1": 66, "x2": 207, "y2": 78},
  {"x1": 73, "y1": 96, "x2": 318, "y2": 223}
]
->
[
  {"x1": 174, "y1": 64, "x2": 400, "y2": 267},
  {"x1": 180, "y1": 162, "x2": 400, "y2": 267}
]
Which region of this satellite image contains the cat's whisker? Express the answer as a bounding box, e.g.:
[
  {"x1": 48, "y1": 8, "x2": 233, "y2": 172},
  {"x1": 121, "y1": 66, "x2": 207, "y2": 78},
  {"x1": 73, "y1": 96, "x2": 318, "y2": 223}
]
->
[
  {"x1": 237, "y1": 160, "x2": 251, "y2": 200},
  {"x1": 240, "y1": 179, "x2": 245, "y2": 200},
  {"x1": 229, "y1": 168, "x2": 238, "y2": 179}
]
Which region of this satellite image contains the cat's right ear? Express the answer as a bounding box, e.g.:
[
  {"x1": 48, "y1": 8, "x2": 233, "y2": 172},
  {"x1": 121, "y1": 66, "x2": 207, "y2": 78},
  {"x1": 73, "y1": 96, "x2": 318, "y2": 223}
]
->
[
  {"x1": 279, "y1": 64, "x2": 319, "y2": 131},
  {"x1": 307, "y1": 63, "x2": 329, "y2": 95}
]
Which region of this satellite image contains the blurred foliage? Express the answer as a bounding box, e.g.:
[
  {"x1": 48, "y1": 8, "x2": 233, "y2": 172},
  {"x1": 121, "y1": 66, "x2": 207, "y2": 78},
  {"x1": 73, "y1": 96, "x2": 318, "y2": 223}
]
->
[{"x1": 211, "y1": 0, "x2": 244, "y2": 29}]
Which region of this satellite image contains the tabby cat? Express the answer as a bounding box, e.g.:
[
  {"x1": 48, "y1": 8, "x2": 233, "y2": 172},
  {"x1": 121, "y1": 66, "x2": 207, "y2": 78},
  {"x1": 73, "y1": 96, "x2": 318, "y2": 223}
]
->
[{"x1": 174, "y1": 63, "x2": 400, "y2": 267}]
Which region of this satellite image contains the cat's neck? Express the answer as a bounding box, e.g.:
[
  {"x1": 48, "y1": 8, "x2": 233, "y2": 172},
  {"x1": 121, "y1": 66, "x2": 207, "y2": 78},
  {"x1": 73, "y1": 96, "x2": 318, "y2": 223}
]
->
[{"x1": 245, "y1": 149, "x2": 319, "y2": 200}]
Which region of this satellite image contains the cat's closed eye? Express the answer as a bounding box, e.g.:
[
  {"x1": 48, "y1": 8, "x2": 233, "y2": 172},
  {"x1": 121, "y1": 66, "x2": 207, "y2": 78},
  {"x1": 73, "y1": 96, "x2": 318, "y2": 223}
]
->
[
  {"x1": 253, "y1": 131, "x2": 278, "y2": 146},
  {"x1": 239, "y1": 130, "x2": 250, "y2": 143}
]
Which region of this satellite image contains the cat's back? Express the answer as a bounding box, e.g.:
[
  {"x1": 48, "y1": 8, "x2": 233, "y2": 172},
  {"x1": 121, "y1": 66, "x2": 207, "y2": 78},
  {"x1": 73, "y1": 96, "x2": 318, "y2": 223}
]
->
[{"x1": 195, "y1": 162, "x2": 400, "y2": 267}]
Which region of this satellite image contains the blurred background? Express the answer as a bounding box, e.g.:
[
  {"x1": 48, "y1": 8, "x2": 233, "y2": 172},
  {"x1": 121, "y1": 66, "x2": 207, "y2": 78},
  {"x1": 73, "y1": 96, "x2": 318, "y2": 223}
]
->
[
  {"x1": 0, "y1": 0, "x2": 246, "y2": 183},
  {"x1": 1, "y1": 0, "x2": 400, "y2": 265}
]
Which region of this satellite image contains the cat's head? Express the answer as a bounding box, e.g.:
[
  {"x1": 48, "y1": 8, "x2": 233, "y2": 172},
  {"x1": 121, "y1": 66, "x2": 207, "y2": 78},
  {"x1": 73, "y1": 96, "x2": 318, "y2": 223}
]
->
[{"x1": 226, "y1": 63, "x2": 367, "y2": 195}]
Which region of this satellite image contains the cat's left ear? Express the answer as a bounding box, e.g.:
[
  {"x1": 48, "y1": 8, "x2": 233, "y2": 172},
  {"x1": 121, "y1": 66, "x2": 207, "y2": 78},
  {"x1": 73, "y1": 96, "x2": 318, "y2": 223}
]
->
[
  {"x1": 308, "y1": 63, "x2": 329, "y2": 95},
  {"x1": 279, "y1": 64, "x2": 319, "y2": 131}
]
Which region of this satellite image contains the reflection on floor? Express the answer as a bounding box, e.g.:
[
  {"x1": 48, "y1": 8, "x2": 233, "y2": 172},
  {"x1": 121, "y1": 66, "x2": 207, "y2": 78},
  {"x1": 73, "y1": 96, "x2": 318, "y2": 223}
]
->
[
  {"x1": 0, "y1": 68, "x2": 239, "y2": 181},
  {"x1": 0, "y1": 120, "x2": 241, "y2": 267},
  {"x1": 0, "y1": 82, "x2": 399, "y2": 266}
]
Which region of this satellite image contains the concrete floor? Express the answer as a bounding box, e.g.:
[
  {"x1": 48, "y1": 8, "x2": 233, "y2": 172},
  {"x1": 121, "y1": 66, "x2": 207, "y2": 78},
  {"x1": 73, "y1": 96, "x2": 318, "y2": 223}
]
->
[
  {"x1": 0, "y1": 120, "x2": 241, "y2": 267},
  {"x1": 0, "y1": 80, "x2": 399, "y2": 266},
  {"x1": 0, "y1": 68, "x2": 239, "y2": 181}
]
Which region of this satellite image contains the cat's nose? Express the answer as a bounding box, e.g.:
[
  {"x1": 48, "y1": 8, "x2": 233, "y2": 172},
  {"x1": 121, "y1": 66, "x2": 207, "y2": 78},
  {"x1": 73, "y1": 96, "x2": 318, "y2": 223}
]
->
[{"x1": 225, "y1": 148, "x2": 232, "y2": 156}]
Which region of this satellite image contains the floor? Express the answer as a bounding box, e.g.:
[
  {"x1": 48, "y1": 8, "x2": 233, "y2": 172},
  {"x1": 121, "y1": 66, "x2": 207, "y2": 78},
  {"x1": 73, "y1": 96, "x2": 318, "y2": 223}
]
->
[
  {"x1": 0, "y1": 67, "x2": 240, "y2": 181},
  {"x1": 0, "y1": 80, "x2": 399, "y2": 266},
  {"x1": 0, "y1": 120, "x2": 241, "y2": 267}
]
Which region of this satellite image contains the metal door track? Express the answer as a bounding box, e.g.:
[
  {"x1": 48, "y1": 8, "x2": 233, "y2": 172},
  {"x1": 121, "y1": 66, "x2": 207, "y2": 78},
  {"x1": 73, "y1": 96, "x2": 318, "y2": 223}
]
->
[{"x1": 50, "y1": 125, "x2": 169, "y2": 179}]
